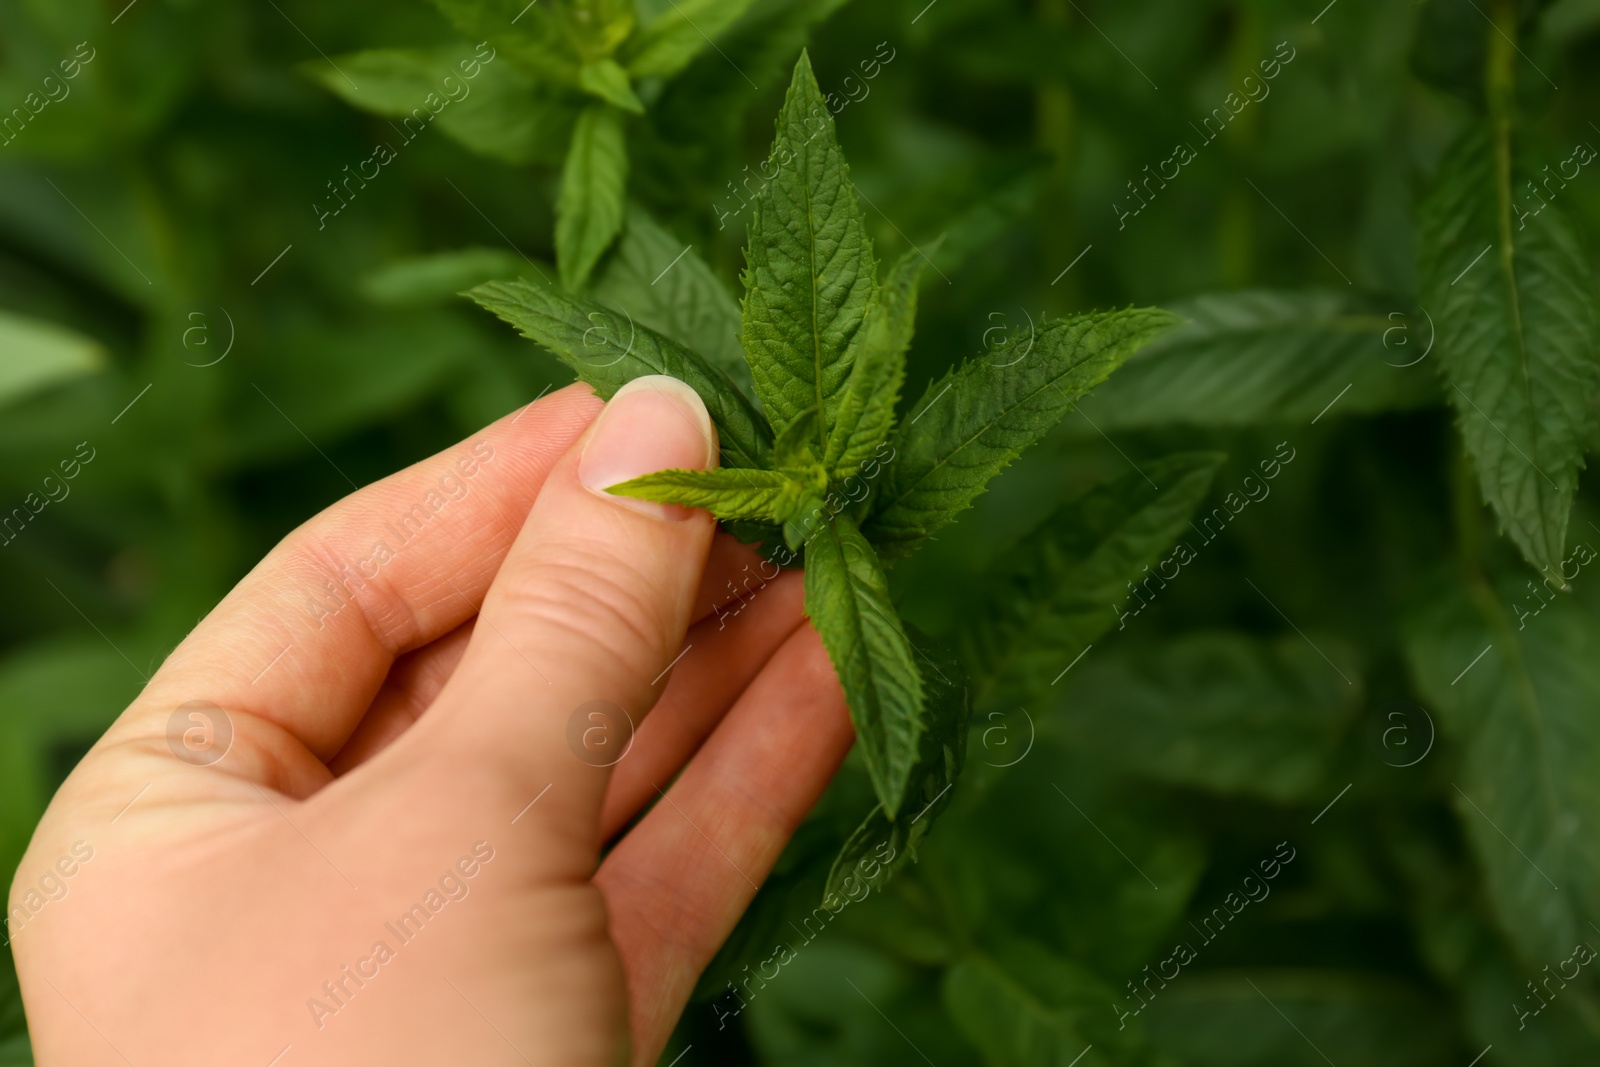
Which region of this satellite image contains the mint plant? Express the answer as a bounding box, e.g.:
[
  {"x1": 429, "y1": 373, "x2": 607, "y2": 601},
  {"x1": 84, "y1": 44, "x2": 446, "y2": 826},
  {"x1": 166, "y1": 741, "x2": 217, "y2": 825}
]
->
[{"x1": 467, "y1": 52, "x2": 1176, "y2": 828}]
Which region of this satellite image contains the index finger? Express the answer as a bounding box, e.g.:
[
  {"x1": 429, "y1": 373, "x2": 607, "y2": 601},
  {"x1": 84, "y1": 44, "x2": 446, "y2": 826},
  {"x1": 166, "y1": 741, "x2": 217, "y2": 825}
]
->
[{"x1": 122, "y1": 384, "x2": 602, "y2": 764}]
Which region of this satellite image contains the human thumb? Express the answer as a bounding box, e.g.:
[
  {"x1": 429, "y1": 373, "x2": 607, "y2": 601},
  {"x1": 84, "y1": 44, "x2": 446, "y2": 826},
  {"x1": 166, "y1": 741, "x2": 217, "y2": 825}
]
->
[{"x1": 402, "y1": 374, "x2": 720, "y2": 848}]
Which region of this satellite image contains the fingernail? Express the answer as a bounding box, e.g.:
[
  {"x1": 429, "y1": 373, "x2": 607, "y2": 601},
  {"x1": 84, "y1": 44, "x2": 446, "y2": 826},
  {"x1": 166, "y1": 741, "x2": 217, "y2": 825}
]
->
[{"x1": 579, "y1": 375, "x2": 717, "y2": 519}]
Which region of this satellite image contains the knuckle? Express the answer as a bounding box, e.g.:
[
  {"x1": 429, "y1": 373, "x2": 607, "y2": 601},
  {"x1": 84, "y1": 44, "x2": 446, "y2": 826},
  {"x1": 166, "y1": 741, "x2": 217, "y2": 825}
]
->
[{"x1": 495, "y1": 539, "x2": 675, "y2": 672}]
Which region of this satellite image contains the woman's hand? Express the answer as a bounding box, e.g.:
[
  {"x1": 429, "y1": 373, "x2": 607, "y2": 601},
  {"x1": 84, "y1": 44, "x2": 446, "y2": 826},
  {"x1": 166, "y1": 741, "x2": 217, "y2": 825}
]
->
[{"x1": 8, "y1": 376, "x2": 853, "y2": 1066}]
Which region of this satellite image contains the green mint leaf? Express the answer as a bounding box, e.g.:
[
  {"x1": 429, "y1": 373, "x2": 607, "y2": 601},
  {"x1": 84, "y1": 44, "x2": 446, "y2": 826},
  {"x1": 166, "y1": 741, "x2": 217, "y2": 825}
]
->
[
  {"x1": 0, "y1": 309, "x2": 104, "y2": 409},
  {"x1": 1407, "y1": 569, "x2": 1600, "y2": 965},
  {"x1": 590, "y1": 204, "x2": 753, "y2": 398},
  {"x1": 577, "y1": 59, "x2": 644, "y2": 113},
  {"x1": 607, "y1": 466, "x2": 819, "y2": 522},
  {"x1": 466, "y1": 279, "x2": 772, "y2": 468},
  {"x1": 741, "y1": 50, "x2": 877, "y2": 449},
  {"x1": 1053, "y1": 633, "x2": 1362, "y2": 803},
  {"x1": 1069, "y1": 290, "x2": 1439, "y2": 431},
  {"x1": 771, "y1": 407, "x2": 820, "y2": 466},
  {"x1": 557, "y1": 104, "x2": 629, "y2": 291},
  {"x1": 301, "y1": 48, "x2": 576, "y2": 165},
  {"x1": 623, "y1": 0, "x2": 761, "y2": 79},
  {"x1": 823, "y1": 629, "x2": 966, "y2": 904},
  {"x1": 824, "y1": 249, "x2": 925, "y2": 476},
  {"x1": 866, "y1": 306, "x2": 1179, "y2": 566},
  {"x1": 804, "y1": 515, "x2": 924, "y2": 815},
  {"x1": 962, "y1": 452, "x2": 1224, "y2": 709},
  {"x1": 1419, "y1": 128, "x2": 1600, "y2": 576}
]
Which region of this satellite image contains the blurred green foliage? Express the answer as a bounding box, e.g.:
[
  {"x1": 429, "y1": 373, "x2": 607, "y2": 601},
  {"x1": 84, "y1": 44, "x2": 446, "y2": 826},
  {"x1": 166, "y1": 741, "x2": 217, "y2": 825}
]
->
[{"x1": 4, "y1": 0, "x2": 1600, "y2": 1063}]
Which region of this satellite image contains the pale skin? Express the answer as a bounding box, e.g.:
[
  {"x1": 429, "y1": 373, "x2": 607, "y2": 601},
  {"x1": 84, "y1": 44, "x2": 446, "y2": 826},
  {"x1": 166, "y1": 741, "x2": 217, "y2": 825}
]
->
[{"x1": 8, "y1": 376, "x2": 853, "y2": 1066}]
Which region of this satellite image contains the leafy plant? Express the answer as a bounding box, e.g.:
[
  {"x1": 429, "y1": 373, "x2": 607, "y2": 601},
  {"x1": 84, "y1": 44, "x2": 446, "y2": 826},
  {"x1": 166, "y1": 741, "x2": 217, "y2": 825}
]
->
[
  {"x1": 308, "y1": 0, "x2": 847, "y2": 291},
  {"x1": 468, "y1": 52, "x2": 1178, "y2": 822}
]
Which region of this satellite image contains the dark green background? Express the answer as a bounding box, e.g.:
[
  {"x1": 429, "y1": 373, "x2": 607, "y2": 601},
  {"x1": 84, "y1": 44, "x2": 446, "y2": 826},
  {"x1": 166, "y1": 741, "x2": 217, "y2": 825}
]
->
[{"x1": 4, "y1": 0, "x2": 1600, "y2": 1063}]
